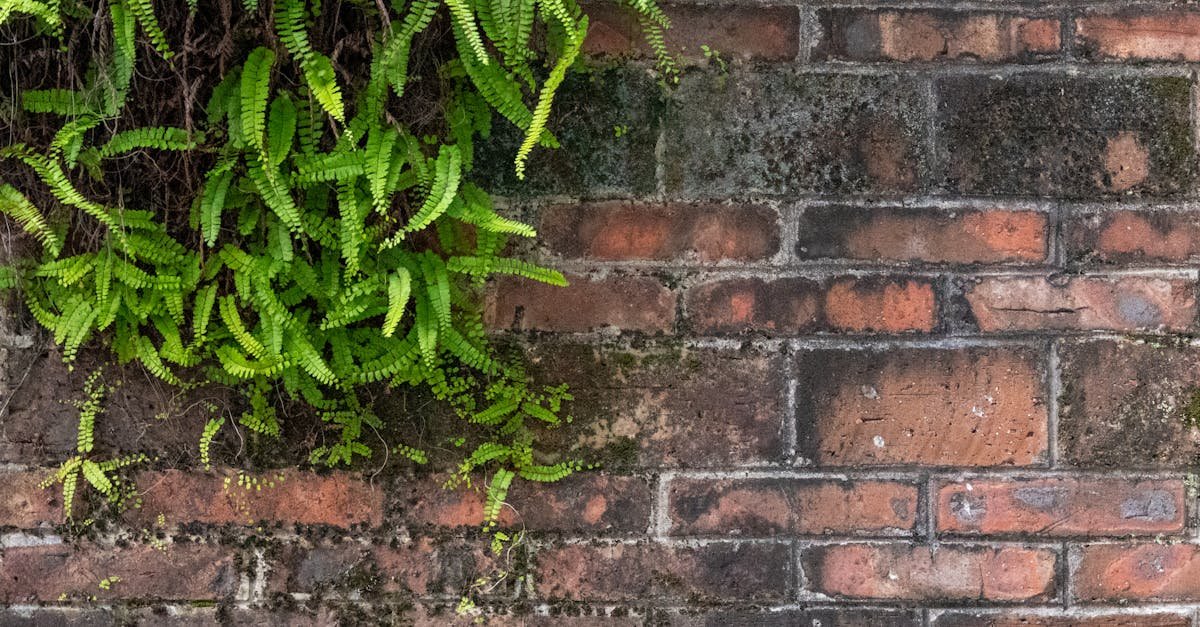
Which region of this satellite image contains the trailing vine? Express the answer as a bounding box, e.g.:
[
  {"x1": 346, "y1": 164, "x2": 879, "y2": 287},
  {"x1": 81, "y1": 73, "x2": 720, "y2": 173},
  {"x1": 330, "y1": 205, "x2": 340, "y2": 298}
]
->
[{"x1": 0, "y1": 0, "x2": 672, "y2": 524}]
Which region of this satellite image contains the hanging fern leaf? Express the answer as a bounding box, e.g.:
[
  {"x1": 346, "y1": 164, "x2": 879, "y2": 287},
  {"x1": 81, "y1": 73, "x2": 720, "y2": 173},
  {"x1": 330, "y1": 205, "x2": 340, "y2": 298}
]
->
[
  {"x1": 515, "y1": 15, "x2": 585, "y2": 179},
  {"x1": 302, "y1": 53, "x2": 345, "y2": 123},
  {"x1": 98, "y1": 127, "x2": 198, "y2": 158},
  {"x1": 446, "y1": 0, "x2": 489, "y2": 65},
  {"x1": 0, "y1": 184, "x2": 63, "y2": 257},
  {"x1": 125, "y1": 0, "x2": 173, "y2": 59},
  {"x1": 240, "y1": 47, "x2": 275, "y2": 155},
  {"x1": 382, "y1": 268, "x2": 411, "y2": 337}
]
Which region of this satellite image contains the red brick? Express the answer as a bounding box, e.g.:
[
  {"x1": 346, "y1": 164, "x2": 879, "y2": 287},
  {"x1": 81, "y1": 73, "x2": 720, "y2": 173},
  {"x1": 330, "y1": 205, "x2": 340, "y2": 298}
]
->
[
  {"x1": 933, "y1": 612, "x2": 1191, "y2": 627},
  {"x1": 817, "y1": 10, "x2": 1061, "y2": 62},
  {"x1": 390, "y1": 473, "x2": 652, "y2": 533},
  {"x1": 486, "y1": 274, "x2": 675, "y2": 333},
  {"x1": 0, "y1": 543, "x2": 237, "y2": 602},
  {"x1": 529, "y1": 344, "x2": 786, "y2": 468},
  {"x1": 534, "y1": 541, "x2": 790, "y2": 602},
  {"x1": 269, "y1": 537, "x2": 501, "y2": 597},
  {"x1": 686, "y1": 276, "x2": 935, "y2": 335},
  {"x1": 539, "y1": 201, "x2": 778, "y2": 262},
  {"x1": 0, "y1": 471, "x2": 63, "y2": 528},
  {"x1": 584, "y1": 4, "x2": 799, "y2": 62},
  {"x1": 130, "y1": 469, "x2": 382, "y2": 529},
  {"x1": 797, "y1": 347, "x2": 1047, "y2": 467},
  {"x1": 965, "y1": 276, "x2": 1196, "y2": 332},
  {"x1": 803, "y1": 544, "x2": 1057, "y2": 601},
  {"x1": 667, "y1": 478, "x2": 917, "y2": 536},
  {"x1": 797, "y1": 207, "x2": 1048, "y2": 264},
  {"x1": 1077, "y1": 12, "x2": 1200, "y2": 61},
  {"x1": 1068, "y1": 210, "x2": 1200, "y2": 264},
  {"x1": 824, "y1": 278, "x2": 937, "y2": 333},
  {"x1": 937, "y1": 478, "x2": 1185, "y2": 537},
  {"x1": 1074, "y1": 543, "x2": 1200, "y2": 601}
]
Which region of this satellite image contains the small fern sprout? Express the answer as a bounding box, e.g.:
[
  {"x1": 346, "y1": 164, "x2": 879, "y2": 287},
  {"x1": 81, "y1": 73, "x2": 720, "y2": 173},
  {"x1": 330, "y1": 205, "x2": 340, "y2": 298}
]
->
[{"x1": 40, "y1": 370, "x2": 149, "y2": 522}]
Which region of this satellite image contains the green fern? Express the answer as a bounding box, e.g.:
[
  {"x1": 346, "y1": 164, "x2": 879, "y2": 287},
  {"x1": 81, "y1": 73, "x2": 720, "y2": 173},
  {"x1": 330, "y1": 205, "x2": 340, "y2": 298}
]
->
[{"x1": 4, "y1": 0, "x2": 675, "y2": 539}]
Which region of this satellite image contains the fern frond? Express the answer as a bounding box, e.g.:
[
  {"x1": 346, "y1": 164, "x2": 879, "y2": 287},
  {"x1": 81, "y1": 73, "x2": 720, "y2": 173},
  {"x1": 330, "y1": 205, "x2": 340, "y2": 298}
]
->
[
  {"x1": 294, "y1": 152, "x2": 364, "y2": 184},
  {"x1": 386, "y1": 145, "x2": 460, "y2": 246},
  {"x1": 0, "y1": 184, "x2": 63, "y2": 257},
  {"x1": 483, "y1": 467, "x2": 514, "y2": 524},
  {"x1": 98, "y1": 127, "x2": 198, "y2": 158},
  {"x1": 515, "y1": 15, "x2": 585, "y2": 179},
  {"x1": 382, "y1": 268, "x2": 411, "y2": 337},
  {"x1": 365, "y1": 125, "x2": 398, "y2": 213},
  {"x1": 199, "y1": 417, "x2": 224, "y2": 470},
  {"x1": 447, "y1": 256, "x2": 567, "y2": 286},
  {"x1": 125, "y1": 0, "x2": 172, "y2": 59},
  {"x1": 22, "y1": 88, "x2": 92, "y2": 116},
  {"x1": 267, "y1": 94, "x2": 297, "y2": 167},
  {"x1": 0, "y1": 0, "x2": 64, "y2": 37},
  {"x1": 302, "y1": 53, "x2": 345, "y2": 123},
  {"x1": 240, "y1": 47, "x2": 275, "y2": 155},
  {"x1": 446, "y1": 0, "x2": 488, "y2": 65}
]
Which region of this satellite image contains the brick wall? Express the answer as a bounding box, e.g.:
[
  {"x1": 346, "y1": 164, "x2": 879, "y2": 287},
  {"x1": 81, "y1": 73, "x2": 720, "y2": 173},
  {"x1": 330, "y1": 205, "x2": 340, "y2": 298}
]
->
[{"x1": 5, "y1": 2, "x2": 1200, "y2": 625}]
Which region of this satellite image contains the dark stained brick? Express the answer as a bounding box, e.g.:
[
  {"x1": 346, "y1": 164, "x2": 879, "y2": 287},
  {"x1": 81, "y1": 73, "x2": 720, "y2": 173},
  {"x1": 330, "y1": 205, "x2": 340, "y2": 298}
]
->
[
  {"x1": 936, "y1": 75, "x2": 1195, "y2": 198},
  {"x1": 527, "y1": 343, "x2": 787, "y2": 468},
  {"x1": 796, "y1": 206, "x2": 1048, "y2": 265},
  {"x1": 1067, "y1": 209, "x2": 1200, "y2": 265},
  {"x1": 663, "y1": 69, "x2": 928, "y2": 197},
  {"x1": 534, "y1": 541, "x2": 790, "y2": 602},
  {"x1": 473, "y1": 68, "x2": 662, "y2": 197}
]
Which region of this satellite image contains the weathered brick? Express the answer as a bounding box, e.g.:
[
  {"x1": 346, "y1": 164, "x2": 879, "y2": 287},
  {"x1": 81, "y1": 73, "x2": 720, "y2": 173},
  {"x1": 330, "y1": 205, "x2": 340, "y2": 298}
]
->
[
  {"x1": 389, "y1": 473, "x2": 652, "y2": 533},
  {"x1": 664, "y1": 608, "x2": 921, "y2": 626},
  {"x1": 1077, "y1": 12, "x2": 1200, "y2": 61},
  {"x1": 796, "y1": 347, "x2": 1048, "y2": 467},
  {"x1": 686, "y1": 276, "x2": 936, "y2": 335},
  {"x1": 539, "y1": 201, "x2": 779, "y2": 263},
  {"x1": 933, "y1": 611, "x2": 1191, "y2": 627},
  {"x1": 667, "y1": 478, "x2": 917, "y2": 536},
  {"x1": 584, "y1": 4, "x2": 799, "y2": 62},
  {"x1": 528, "y1": 344, "x2": 786, "y2": 468},
  {"x1": 473, "y1": 67, "x2": 661, "y2": 197},
  {"x1": 0, "y1": 543, "x2": 237, "y2": 602},
  {"x1": 963, "y1": 276, "x2": 1196, "y2": 332},
  {"x1": 534, "y1": 541, "x2": 790, "y2": 602},
  {"x1": 0, "y1": 471, "x2": 62, "y2": 528},
  {"x1": 936, "y1": 478, "x2": 1185, "y2": 537},
  {"x1": 1058, "y1": 340, "x2": 1200, "y2": 468},
  {"x1": 803, "y1": 544, "x2": 1056, "y2": 601},
  {"x1": 1067, "y1": 210, "x2": 1200, "y2": 265},
  {"x1": 937, "y1": 75, "x2": 1195, "y2": 198},
  {"x1": 1074, "y1": 543, "x2": 1200, "y2": 602},
  {"x1": 797, "y1": 207, "x2": 1048, "y2": 265},
  {"x1": 486, "y1": 274, "x2": 676, "y2": 334},
  {"x1": 664, "y1": 69, "x2": 927, "y2": 197},
  {"x1": 269, "y1": 537, "x2": 499, "y2": 597},
  {"x1": 817, "y1": 10, "x2": 1060, "y2": 62},
  {"x1": 130, "y1": 469, "x2": 382, "y2": 529}
]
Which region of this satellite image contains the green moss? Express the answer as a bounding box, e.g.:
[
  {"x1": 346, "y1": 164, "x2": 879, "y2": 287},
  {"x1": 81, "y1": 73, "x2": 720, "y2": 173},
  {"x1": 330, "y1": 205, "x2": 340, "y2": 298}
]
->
[
  {"x1": 1184, "y1": 388, "x2": 1200, "y2": 427},
  {"x1": 593, "y1": 436, "x2": 639, "y2": 472}
]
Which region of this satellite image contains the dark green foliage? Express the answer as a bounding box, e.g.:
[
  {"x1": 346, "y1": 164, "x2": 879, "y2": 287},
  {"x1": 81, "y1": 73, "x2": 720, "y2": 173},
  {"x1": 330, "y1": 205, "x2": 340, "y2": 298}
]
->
[{"x1": 2, "y1": 0, "x2": 670, "y2": 526}]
